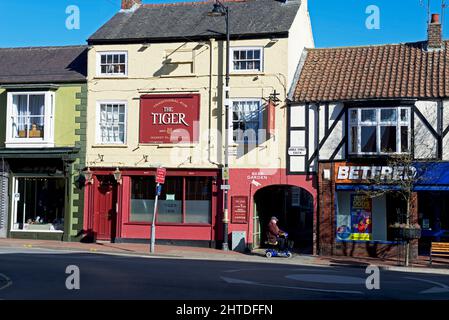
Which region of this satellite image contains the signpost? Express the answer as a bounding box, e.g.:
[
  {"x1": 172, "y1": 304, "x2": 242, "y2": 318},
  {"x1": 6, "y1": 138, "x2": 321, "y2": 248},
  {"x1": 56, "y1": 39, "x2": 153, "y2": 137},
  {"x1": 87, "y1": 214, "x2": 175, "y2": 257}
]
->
[{"x1": 150, "y1": 167, "x2": 167, "y2": 253}]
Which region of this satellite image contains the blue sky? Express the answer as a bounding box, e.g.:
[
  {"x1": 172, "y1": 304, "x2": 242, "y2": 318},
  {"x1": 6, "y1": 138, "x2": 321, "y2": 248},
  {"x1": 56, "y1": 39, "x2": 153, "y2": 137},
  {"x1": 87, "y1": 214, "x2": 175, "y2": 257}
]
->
[{"x1": 0, "y1": 0, "x2": 447, "y2": 48}]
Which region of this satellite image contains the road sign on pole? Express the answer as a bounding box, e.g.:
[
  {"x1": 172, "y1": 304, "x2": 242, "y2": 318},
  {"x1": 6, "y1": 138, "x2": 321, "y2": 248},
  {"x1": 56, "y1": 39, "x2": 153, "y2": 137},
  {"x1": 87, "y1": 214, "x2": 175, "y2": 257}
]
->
[
  {"x1": 156, "y1": 167, "x2": 167, "y2": 184},
  {"x1": 222, "y1": 167, "x2": 230, "y2": 180},
  {"x1": 151, "y1": 167, "x2": 166, "y2": 253}
]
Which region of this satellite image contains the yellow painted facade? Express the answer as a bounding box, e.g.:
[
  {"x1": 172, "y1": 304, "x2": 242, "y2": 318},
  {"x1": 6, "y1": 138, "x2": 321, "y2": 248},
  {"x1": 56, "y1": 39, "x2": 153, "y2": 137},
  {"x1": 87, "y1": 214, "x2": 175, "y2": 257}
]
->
[{"x1": 86, "y1": 4, "x2": 314, "y2": 171}]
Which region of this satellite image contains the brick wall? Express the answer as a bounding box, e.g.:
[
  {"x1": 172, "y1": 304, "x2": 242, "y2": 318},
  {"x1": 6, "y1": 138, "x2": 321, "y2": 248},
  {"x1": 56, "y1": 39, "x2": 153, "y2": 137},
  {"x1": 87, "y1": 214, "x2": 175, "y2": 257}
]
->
[
  {"x1": 318, "y1": 162, "x2": 335, "y2": 256},
  {"x1": 428, "y1": 23, "x2": 442, "y2": 49}
]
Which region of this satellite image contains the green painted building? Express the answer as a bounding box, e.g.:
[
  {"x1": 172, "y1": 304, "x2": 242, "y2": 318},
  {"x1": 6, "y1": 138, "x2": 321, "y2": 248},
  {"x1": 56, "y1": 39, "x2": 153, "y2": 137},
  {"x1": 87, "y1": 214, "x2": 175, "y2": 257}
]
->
[{"x1": 0, "y1": 45, "x2": 87, "y2": 241}]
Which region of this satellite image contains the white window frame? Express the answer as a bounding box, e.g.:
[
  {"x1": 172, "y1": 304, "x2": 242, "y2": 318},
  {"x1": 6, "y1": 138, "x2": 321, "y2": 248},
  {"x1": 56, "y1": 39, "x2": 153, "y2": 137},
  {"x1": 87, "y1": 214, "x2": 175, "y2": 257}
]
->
[
  {"x1": 96, "y1": 51, "x2": 128, "y2": 77},
  {"x1": 96, "y1": 100, "x2": 128, "y2": 145},
  {"x1": 231, "y1": 47, "x2": 264, "y2": 73},
  {"x1": 10, "y1": 176, "x2": 65, "y2": 233},
  {"x1": 5, "y1": 91, "x2": 55, "y2": 148},
  {"x1": 229, "y1": 98, "x2": 264, "y2": 144},
  {"x1": 349, "y1": 107, "x2": 411, "y2": 155}
]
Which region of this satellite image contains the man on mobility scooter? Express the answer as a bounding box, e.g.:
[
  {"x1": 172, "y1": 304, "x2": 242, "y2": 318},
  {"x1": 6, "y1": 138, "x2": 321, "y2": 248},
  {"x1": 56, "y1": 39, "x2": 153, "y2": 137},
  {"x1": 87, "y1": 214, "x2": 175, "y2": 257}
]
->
[{"x1": 265, "y1": 216, "x2": 293, "y2": 258}]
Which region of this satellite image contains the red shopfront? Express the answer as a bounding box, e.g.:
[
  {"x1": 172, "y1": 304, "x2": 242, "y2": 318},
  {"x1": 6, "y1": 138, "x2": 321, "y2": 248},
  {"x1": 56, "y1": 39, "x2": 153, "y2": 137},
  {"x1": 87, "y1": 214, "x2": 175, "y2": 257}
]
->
[
  {"x1": 226, "y1": 168, "x2": 317, "y2": 253},
  {"x1": 83, "y1": 168, "x2": 220, "y2": 247}
]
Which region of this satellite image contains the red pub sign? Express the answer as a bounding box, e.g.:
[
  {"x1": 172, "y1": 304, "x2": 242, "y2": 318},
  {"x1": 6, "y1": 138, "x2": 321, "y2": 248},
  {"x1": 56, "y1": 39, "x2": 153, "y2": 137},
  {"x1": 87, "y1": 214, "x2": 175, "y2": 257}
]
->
[{"x1": 139, "y1": 94, "x2": 200, "y2": 144}]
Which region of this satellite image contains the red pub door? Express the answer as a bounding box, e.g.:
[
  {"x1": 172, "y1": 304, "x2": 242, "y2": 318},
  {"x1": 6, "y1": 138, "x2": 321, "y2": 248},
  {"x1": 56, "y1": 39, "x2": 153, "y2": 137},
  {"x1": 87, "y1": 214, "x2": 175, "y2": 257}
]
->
[{"x1": 93, "y1": 176, "x2": 117, "y2": 241}]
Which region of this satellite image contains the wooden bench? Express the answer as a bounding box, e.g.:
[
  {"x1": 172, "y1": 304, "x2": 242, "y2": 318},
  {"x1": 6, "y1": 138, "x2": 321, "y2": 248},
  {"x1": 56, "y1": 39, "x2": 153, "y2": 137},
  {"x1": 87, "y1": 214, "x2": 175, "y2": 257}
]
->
[{"x1": 430, "y1": 242, "x2": 449, "y2": 264}]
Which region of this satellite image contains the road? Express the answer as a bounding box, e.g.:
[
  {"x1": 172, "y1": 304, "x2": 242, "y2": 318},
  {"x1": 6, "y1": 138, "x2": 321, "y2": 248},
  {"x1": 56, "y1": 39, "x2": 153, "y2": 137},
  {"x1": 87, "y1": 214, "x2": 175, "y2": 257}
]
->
[{"x1": 1, "y1": 247, "x2": 449, "y2": 300}]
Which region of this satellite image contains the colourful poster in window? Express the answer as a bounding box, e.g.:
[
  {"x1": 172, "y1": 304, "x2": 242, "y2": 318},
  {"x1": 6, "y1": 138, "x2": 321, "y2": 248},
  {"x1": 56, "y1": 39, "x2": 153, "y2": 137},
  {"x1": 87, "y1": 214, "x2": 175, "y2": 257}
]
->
[
  {"x1": 336, "y1": 214, "x2": 352, "y2": 241},
  {"x1": 350, "y1": 194, "x2": 372, "y2": 241}
]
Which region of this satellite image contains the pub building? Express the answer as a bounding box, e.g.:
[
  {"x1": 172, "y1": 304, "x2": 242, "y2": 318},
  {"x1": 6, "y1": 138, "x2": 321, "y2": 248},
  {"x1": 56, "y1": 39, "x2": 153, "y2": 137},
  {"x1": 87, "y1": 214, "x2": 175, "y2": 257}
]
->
[
  {"x1": 287, "y1": 14, "x2": 449, "y2": 260},
  {"x1": 83, "y1": 0, "x2": 316, "y2": 250}
]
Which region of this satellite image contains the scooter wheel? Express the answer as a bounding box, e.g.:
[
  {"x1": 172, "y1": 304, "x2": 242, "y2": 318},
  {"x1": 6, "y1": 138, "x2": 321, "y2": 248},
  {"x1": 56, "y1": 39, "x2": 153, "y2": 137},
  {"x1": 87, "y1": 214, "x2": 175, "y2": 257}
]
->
[
  {"x1": 287, "y1": 252, "x2": 293, "y2": 258},
  {"x1": 265, "y1": 251, "x2": 273, "y2": 258}
]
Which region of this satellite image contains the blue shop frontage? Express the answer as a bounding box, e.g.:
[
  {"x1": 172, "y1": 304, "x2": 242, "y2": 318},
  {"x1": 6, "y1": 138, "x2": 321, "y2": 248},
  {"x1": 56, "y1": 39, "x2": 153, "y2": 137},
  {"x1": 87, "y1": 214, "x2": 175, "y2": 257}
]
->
[
  {"x1": 414, "y1": 162, "x2": 449, "y2": 254},
  {"x1": 325, "y1": 161, "x2": 449, "y2": 259}
]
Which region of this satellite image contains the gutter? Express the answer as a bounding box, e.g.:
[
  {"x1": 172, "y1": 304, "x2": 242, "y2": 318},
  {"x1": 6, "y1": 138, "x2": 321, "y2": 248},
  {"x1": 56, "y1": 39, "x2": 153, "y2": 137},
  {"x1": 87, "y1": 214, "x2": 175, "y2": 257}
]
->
[
  {"x1": 0, "y1": 81, "x2": 87, "y2": 89},
  {"x1": 1, "y1": 83, "x2": 60, "y2": 90},
  {"x1": 87, "y1": 32, "x2": 290, "y2": 46}
]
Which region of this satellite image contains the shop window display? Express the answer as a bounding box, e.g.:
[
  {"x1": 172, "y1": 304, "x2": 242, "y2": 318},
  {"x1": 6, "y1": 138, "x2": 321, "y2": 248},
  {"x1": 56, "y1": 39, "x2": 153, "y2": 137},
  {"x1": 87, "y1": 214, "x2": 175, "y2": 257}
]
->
[
  {"x1": 13, "y1": 178, "x2": 65, "y2": 231},
  {"x1": 336, "y1": 191, "x2": 408, "y2": 242}
]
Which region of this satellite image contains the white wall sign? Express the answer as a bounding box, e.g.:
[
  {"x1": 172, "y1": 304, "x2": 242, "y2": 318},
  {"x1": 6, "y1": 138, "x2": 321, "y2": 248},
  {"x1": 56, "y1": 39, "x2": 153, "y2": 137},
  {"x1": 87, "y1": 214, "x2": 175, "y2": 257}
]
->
[{"x1": 288, "y1": 147, "x2": 307, "y2": 156}]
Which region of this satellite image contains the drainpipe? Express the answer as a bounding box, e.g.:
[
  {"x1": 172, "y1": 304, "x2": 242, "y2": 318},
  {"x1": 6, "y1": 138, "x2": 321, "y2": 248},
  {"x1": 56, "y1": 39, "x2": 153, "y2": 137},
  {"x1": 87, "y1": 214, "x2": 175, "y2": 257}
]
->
[{"x1": 208, "y1": 38, "x2": 220, "y2": 167}]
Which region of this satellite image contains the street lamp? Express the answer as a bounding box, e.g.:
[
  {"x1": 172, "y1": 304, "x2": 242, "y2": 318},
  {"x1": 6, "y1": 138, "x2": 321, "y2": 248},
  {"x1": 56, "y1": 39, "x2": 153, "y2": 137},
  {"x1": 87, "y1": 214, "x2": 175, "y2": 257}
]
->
[
  {"x1": 83, "y1": 167, "x2": 94, "y2": 185},
  {"x1": 208, "y1": 0, "x2": 230, "y2": 251},
  {"x1": 113, "y1": 168, "x2": 122, "y2": 185}
]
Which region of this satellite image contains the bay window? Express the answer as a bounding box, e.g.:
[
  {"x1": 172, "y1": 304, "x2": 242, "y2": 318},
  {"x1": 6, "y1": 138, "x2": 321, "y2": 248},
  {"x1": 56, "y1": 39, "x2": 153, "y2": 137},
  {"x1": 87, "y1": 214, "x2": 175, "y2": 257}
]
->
[
  {"x1": 349, "y1": 107, "x2": 410, "y2": 155},
  {"x1": 130, "y1": 176, "x2": 213, "y2": 224},
  {"x1": 6, "y1": 91, "x2": 55, "y2": 148}
]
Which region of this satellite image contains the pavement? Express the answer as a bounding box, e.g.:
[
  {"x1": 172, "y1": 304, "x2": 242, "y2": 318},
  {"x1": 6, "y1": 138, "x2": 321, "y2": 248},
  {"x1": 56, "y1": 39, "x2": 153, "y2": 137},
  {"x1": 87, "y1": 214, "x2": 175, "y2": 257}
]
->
[{"x1": 0, "y1": 238, "x2": 448, "y2": 275}]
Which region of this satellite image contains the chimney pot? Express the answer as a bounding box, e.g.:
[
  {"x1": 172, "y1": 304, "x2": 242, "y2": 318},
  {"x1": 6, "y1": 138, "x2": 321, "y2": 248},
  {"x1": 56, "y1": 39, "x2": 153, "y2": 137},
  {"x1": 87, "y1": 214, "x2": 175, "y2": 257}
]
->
[
  {"x1": 121, "y1": 0, "x2": 142, "y2": 10},
  {"x1": 431, "y1": 13, "x2": 440, "y2": 24}
]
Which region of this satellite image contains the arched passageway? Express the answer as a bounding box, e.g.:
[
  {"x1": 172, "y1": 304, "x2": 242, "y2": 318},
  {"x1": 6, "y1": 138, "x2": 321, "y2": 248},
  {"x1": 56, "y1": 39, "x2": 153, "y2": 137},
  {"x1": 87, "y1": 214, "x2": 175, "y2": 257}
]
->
[{"x1": 254, "y1": 185, "x2": 314, "y2": 253}]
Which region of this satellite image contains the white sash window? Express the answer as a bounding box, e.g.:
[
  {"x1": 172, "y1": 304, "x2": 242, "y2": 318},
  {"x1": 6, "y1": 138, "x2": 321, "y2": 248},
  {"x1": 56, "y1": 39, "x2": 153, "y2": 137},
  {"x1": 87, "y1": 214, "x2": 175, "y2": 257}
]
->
[
  {"x1": 96, "y1": 51, "x2": 128, "y2": 77},
  {"x1": 96, "y1": 101, "x2": 127, "y2": 144},
  {"x1": 231, "y1": 99, "x2": 263, "y2": 144},
  {"x1": 231, "y1": 47, "x2": 263, "y2": 72},
  {"x1": 6, "y1": 91, "x2": 55, "y2": 148}
]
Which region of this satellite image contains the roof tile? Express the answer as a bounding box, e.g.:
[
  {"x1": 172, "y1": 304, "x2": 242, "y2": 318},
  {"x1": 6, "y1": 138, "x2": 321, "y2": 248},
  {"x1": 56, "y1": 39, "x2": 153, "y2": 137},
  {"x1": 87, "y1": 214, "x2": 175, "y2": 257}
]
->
[
  {"x1": 294, "y1": 41, "x2": 449, "y2": 102},
  {"x1": 0, "y1": 45, "x2": 87, "y2": 85}
]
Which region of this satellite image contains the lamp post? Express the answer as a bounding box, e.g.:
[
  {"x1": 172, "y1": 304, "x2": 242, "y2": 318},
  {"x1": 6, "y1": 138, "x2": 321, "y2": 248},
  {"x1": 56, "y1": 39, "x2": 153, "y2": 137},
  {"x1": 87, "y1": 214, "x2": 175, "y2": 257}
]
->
[{"x1": 208, "y1": 0, "x2": 230, "y2": 251}]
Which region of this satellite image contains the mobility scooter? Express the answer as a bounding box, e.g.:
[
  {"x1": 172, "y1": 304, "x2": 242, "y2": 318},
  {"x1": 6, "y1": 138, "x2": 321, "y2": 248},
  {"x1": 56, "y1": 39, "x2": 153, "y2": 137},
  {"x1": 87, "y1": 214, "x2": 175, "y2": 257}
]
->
[{"x1": 265, "y1": 232, "x2": 294, "y2": 258}]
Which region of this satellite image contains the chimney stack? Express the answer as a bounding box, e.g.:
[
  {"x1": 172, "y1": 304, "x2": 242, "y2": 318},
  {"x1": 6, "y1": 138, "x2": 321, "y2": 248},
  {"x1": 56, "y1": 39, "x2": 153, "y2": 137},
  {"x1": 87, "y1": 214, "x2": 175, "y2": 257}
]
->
[
  {"x1": 428, "y1": 13, "x2": 442, "y2": 49},
  {"x1": 121, "y1": 0, "x2": 142, "y2": 10}
]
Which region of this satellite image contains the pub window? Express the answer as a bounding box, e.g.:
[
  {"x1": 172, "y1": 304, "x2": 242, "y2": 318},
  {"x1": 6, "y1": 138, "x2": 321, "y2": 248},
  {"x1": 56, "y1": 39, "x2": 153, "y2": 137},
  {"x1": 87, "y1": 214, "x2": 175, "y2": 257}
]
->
[
  {"x1": 157, "y1": 177, "x2": 183, "y2": 223},
  {"x1": 349, "y1": 107, "x2": 410, "y2": 155},
  {"x1": 231, "y1": 99, "x2": 263, "y2": 144},
  {"x1": 97, "y1": 101, "x2": 127, "y2": 144},
  {"x1": 185, "y1": 177, "x2": 212, "y2": 224},
  {"x1": 129, "y1": 176, "x2": 213, "y2": 224},
  {"x1": 130, "y1": 176, "x2": 156, "y2": 223},
  {"x1": 97, "y1": 52, "x2": 127, "y2": 76},
  {"x1": 231, "y1": 47, "x2": 263, "y2": 72}
]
